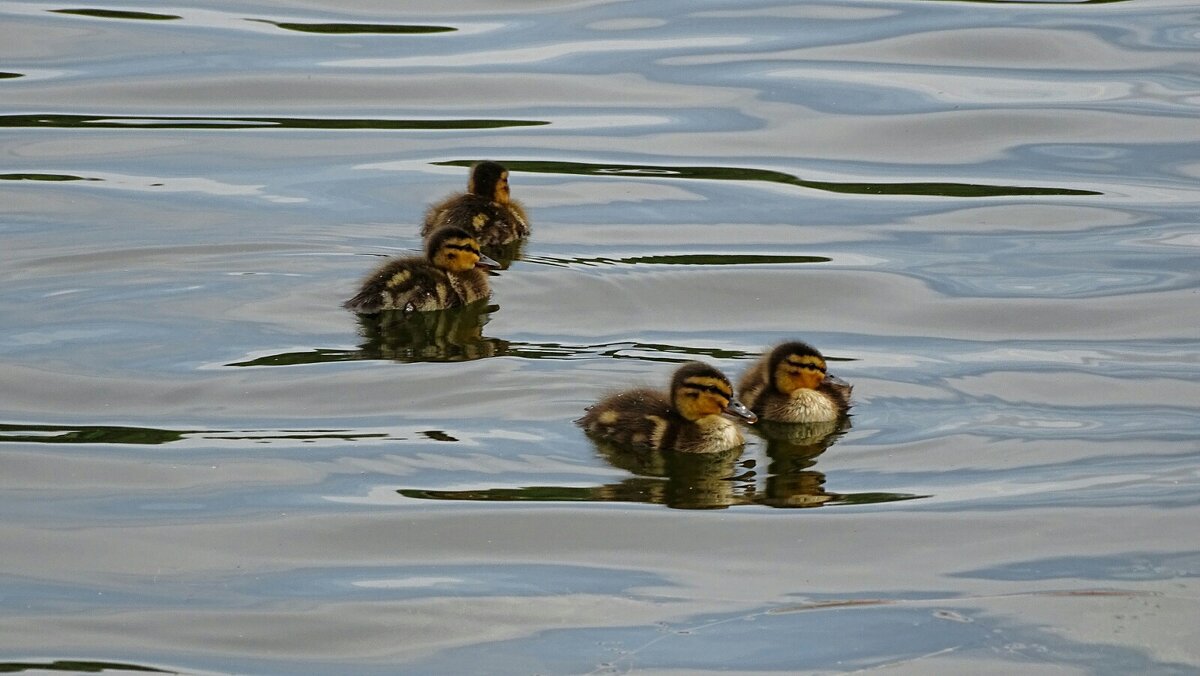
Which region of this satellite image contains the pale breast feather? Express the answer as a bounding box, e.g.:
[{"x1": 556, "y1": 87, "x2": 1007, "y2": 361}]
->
[{"x1": 773, "y1": 389, "x2": 839, "y2": 422}]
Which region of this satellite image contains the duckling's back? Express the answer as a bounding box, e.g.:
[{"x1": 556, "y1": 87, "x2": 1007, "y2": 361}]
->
[
  {"x1": 344, "y1": 256, "x2": 488, "y2": 314},
  {"x1": 577, "y1": 388, "x2": 676, "y2": 451},
  {"x1": 422, "y1": 194, "x2": 529, "y2": 246}
]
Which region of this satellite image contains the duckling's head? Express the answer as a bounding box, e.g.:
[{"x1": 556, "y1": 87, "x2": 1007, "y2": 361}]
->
[
  {"x1": 467, "y1": 160, "x2": 511, "y2": 204},
  {"x1": 671, "y1": 362, "x2": 757, "y2": 423},
  {"x1": 425, "y1": 226, "x2": 500, "y2": 273},
  {"x1": 768, "y1": 341, "x2": 828, "y2": 395}
]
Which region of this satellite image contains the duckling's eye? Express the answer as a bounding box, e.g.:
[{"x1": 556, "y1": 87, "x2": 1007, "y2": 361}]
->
[{"x1": 447, "y1": 252, "x2": 457, "y2": 259}]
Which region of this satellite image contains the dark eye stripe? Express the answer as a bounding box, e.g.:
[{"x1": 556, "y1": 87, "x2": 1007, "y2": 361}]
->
[
  {"x1": 446, "y1": 243, "x2": 480, "y2": 255},
  {"x1": 682, "y1": 382, "x2": 731, "y2": 398},
  {"x1": 785, "y1": 359, "x2": 826, "y2": 373}
]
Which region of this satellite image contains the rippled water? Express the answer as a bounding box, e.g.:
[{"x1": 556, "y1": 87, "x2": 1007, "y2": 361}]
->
[{"x1": 3, "y1": 0, "x2": 1199, "y2": 673}]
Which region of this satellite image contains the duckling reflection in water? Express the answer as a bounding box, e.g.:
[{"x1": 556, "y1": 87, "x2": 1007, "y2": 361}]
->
[
  {"x1": 738, "y1": 341, "x2": 852, "y2": 423},
  {"x1": 343, "y1": 226, "x2": 499, "y2": 314},
  {"x1": 422, "y1": 161, "x2": 529, "y2": 248},
  {"x1": 590, "y1": 439, "x2": 752, "y2": 509},
  {"x1": 577, "y1": 362, "x2": 757, "y2": 454},
  {"x1": 356, "y1": 300, "x2": 508, "y2": 362},
  {"x1": 752, "y1": 418, "x2": 849, "y2": 509}
]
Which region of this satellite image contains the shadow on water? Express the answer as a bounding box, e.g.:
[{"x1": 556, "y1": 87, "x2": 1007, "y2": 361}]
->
[
  {"x1": 228, "y1": 333, "x2": 799, "y2": 367},
  {"x1": 0, "y1": 115, "x2": 549, "y2": 131},
  {"x1": 0, "y1": 660, "x2": 174, "y2": 673},
  {"x1": 48, "y1": 8, "x2": 458, "y2": 31},
  {"x1": 436, "y1": 159, "x2": 1100, "y2": 197},
  {"x1": 50, "y1": 8, "x2": 180, "y2": 20},
  {"x1": 526, "y1": 253, "x2": 831, "y2": 268},
  {"x1": 247, "y1": 19, "x2": 455, "y2": 34},
  {"x1": 229, "y1": 301, "x2": 506, "y2": 366},
  {"x1": 228, "y1": 337, "x2": 769, "y2": 367},
  {"x1": 0, "y1": 423, "x2": 188, "y2": 445},
  {"x1": 0, "y1": 173, "x2": 101, "y2": 182},
  {"x1": 230, "y1": 250, "x2": 843, "y2": 367},
  {"x1": 400, "y1": 419, "x2": 928, "y2": 510},
  {"x1": 229, "y1": 299, "x2": 818, "y2": 366},
  {"x1": 0, "y1": 423, "x2": 389, "y2": 445}
]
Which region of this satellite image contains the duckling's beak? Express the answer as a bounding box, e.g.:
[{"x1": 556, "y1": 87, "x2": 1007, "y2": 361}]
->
[
  {"x1": 725, "y1": 398, "x2": 757, "y2": 423},
  {"x1": 823, "y1": 373, "x2": 850, "y2": 388},
  {"x1": 475, "y1": 253, "x2": 501, "y2": 270}
]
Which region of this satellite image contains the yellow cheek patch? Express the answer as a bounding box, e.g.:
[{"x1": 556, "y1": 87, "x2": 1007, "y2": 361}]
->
[
  {"x1": 698, "y1": 393, "x2": 728, "y2": 416},
  {"x1": 776, "y1": 354, "x2": 828, "y2": 394},
  {"x1": 436, "y1": 238, "x2": 483, "y2": 271},
  {"x1": 675, "y1": 376, "x2": 734, "y2": 420}
]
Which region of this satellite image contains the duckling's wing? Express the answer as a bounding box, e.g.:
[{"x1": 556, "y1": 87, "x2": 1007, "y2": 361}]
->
[
  {"x1": 344, "y1": 256, "x2": 430, "y2": 314},
  {"x1": 506, "y1": 199, "x2": 530, "y2": 231},
  {"x1": 577, "y1": 388, "x2": 674, "y2": 449},
  {"x1": 343, "y1": 289, "x2": 381, "y2": 313}
]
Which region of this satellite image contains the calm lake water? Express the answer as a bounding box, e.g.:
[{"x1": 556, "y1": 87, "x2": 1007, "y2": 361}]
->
[{"x1": 3, "y1": 0, "x2": 1199, "y2": 673}]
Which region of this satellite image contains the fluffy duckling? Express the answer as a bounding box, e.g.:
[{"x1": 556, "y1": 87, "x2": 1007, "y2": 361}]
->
[
  {"x1": 738, "y1": 341, "x2": 852, "y2": 423},
  {"x1": 344, "y1": 226, "x2": 499, "y2": 314},
  {"x1": 422, "y1": 161, "x2": 530, "y2": 246},
  {"x1": 577, "y1": 362, "x2": 757, "y2": 454}
]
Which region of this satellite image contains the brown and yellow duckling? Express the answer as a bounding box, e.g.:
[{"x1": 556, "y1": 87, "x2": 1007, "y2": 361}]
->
[
  {"x1": 422, "y1": 161, "x2": 529, "y2": 247},
  {"x1": 738, "y1": 341, "x2": 853, "y2": 423},
  {"x1": 343, "y1": 226, "x2": 499, "y2": 314},
  {"x1": 577, "y1": 362, "x2": 757, "y2": 454}
]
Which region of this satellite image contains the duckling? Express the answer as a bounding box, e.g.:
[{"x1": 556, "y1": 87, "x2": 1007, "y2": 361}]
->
[
  {"x1": 738, "y1": 341, "x2": 852, "y2": 423},
  {"x1": 422, "y1": 161, "x2": 529, "y2": 247},
  {"x1": 577, "y1": 362, "x2": 757, "y2": 454},
  {"x1": 343, "y1": 226, "x2": 499, "y2": 314}
]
